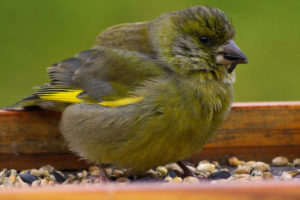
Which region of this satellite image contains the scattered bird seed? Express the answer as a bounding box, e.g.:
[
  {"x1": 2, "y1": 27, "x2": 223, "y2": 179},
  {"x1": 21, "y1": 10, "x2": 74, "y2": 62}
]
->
[
  {"x1": 263, "y1": 172, "x2": 274, "y2": 180},
  {"x1": 272, "y1": 156, "x2": 289, "y2": 166},
  {"x1": 183, "y1": 176, "x2": 200, "y2": 183},
  {"x1": 88, "y1": 166, "x2": 100, "y2": 176},
  {"x1": 18, "y1": 173, "x2": 38, "y2": 185},
  {"x1": 209, "y1": 170, "x2": 231, "y2": 180},
  {"x1": 251, "y1": 169, "x2": 263, "y2": 177},
  {"x1": 156, "y1": 166, "x2": 168, "y2": 176},
  {"x1": 115, "y1": 177, "x2": 130, "y2": 183},
  {"x1": 53, "y1": 170, "x2": 66, "y2": 183},
  {"x1": 197, "y1": 163, "x2": 215, "y2": 172},
  {"x1": 167, "y1": 170, "x2": 178, "y2": 178},
  {"x1": 293, "y1": 158, "x2": 300, "y2": 167},
  {"x1": 169, "y1": 176, "x2": 182, "y2": 183},
  {"x1": 112, "y1": 169, "x2": 124, "y2": 177},
  {"x1": 30, "y1": 169, "x2": 42, "y2": 177},
  {"x1": 0, "y1": 156, "x2": 299, "y2": 187},
  {"x1": 234, "y1": 166, "x2": 250, "y2": 174},
  {"x1": 228, "y1": 156, "x2": 245, "y2": 167}
]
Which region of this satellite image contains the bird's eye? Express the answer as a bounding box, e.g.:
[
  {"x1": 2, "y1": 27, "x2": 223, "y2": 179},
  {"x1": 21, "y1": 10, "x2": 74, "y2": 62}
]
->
[{"x1": 199, "y1": 36, "x2": 209, "y2": 44}]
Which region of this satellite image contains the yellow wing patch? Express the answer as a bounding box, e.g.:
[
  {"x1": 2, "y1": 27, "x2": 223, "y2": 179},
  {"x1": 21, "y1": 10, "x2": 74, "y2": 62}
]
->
[
  {"x1": 39, "y1": 88, "x2": 143, "y2": 107},
  {"x1": 39, "y1": 89, "x2": 84, "y2": 103},
  {"x1": 99, "y1": 96, "x2": 144, "y2": 107}
]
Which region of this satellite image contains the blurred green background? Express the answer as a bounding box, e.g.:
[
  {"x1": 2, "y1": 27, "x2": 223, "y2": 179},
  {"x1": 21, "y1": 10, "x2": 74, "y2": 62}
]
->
[{"x1": 0, "y1": 0, "x2": 299, "y2": 107}]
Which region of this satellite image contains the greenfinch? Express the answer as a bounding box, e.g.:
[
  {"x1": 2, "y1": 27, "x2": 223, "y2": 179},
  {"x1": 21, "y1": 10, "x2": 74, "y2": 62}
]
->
[{"x1": 13, "y1": 6, "x2": 248, "y2": 173}]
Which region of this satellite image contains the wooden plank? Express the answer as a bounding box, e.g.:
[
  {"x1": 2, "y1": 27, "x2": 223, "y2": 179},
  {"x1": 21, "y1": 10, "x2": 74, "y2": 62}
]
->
[
  {"x1": 0, "y1": 102, "x2": 300, "y2": 170},
  {"x1": 0, "y1": 182, "x2": 300, "y2": 200},
  {"x1": 192, "y1": 101, "x2": 300, "y2": 163}
]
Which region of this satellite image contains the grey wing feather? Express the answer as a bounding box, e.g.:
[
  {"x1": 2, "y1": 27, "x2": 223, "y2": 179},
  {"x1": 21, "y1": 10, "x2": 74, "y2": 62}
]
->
[{"x1": 47, "y1": 49, "x2": 99, "y2": 87}]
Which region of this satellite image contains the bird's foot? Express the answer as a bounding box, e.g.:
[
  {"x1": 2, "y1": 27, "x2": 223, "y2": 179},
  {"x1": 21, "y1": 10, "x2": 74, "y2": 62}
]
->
[
  {"x1": 176, "y1": 161, "x2": 196, "y2": 177},
  {"x1": 176, "y1": 161, "x2": 208, "y2": 181},
  {"x1": 89, "y1": 164, "x2": 111, "y2": 183},
  {"x1": 99, "y1": 164, "x2": 111, "y2": 183}
]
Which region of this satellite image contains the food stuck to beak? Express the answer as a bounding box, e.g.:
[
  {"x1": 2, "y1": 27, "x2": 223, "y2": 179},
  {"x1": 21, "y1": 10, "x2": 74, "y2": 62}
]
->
[{"x1": 215, "y1": 40, "x2": 248, "y2": 73}]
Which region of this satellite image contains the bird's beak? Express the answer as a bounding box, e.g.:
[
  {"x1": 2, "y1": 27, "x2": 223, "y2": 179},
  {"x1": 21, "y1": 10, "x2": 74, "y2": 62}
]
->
[{"x1": 215, "y1": 40, "x2": 248, "y2": 73}]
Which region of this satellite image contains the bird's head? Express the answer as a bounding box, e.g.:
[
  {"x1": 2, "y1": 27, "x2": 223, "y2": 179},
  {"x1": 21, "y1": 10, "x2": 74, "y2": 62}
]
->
[{"x1": 150, "y1": 6, "x2": 248, "y2": 75}]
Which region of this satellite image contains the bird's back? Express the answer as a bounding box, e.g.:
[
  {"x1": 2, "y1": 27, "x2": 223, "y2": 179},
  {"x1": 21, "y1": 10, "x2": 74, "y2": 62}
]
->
[{"x1": 95, "y1": 22, "x2": 156, "y2": 58}]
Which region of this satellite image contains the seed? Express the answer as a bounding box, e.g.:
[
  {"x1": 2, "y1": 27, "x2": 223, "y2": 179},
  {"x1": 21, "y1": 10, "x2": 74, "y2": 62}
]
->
[
  {"x1": 147, "y1": 169, "x2": 161, "y2": 178},
  {"x1": 48, "y1": 180, "x2": 56, "y2": 185},
  {"x1": 41, "y1": 179, "x2": 48, "y2": 186},
  {"x1": 0, "y1": 169, "x2": 7, "y2": 184},
  {"x1": 183, "y1": 176, "x2": 199, "y2": 183},
  {"x1": 280, "y1": 172, "x2": 292, "y2": 180},
  {"x1": 251, "y1": 169, "x2": 263, "y2": 177},
  {"x1": 251, "y1": 162, "x2": 270, "y2": 172},
  {"x1": 234, "y1": 166, "x2": 250, "y2": 174},
  {"x1": 285, "y1": 170, "x2": 300, "y2": 177},
  {"x1": 245, "y1": 161, "x2": 256, "y2": 166},
  {"x1": 293, "y1": 158, "x2": 300, "y2": 167},
  {"x1": 164, "y1": 176, "x2": 173, "y2": 182},
  {"x1": 212, "y1": 161, "x2": 220, "y2": 168},
  {"x1": 0, "y1": 168, "x2": 7, "y2": 177},
  {"x1": 18, "y1": 173, "x2": 38, "y2": 184},
  {"x1": 156, "y1": 166, "x2": 168, "y2": 176},
  {"x1": 16, "y1": 176, "x2": 29, "y2": 187},
  {"x1": 197, "y1": 163, "x2": 215, "y2": 172},
  {"x1": 19, "y1": 170, "x2": 28, "y2": 174},
  {"x1": 112, "y1": 169, "x2": 124, "y2": 177},
  {"x1": 82, "y1": 170, "x2": 88, "y2": 177},
  {"x1": 30, "y1": 169, "x2": 42, "y2": 177},
  {"x1": 88, "y1": 166, "x2": 100, "y2": 176},
  {"x1": 209, "y1": 170, "x2": 231, "y2": 180},
  {"x1": 272, "y1": 156, "x2": 289, "y2": 166},
  {"x1": 167, "y1": 170, "x2": 178, "y2": 178},
  {"x1": 170, "y1": 177, "x2": 182, "y2": 183},
  {"x1": 9, "y1": 169, "x2": 17, "y2": 183},
  {"x1": 199, "y1": 160, "x2": 210, "y2": 164},
  {"x1": 77, "y1": 170, "x2": 88, "y2": 179},
  {"x1": 77, "y1": 172, "x2": 84, "y2": 179},
  {"x1": 31, "y1": 180, "x2": 41, "y2": 187},
  {"x1": 234, "y1": 174, "x2": 251, "y2": 180},
  {"x1": 39, "y1": 165, "x2": 55, "y2": 173},
  {"x1": 228, "y1": 156, "x2": 245, "y2": 167},
  {"x1": 42, "y1": 170, "x2": 50, "y2": 178},
  {"x1": 116, "y1": 177, "x2": 130, "y2": 183},
  {"x1": 263, "y1": 172, "x2": 274, "y2": 180},
  {"x1": 53, "y1": 170, "x2": 66, "y2": 183}
]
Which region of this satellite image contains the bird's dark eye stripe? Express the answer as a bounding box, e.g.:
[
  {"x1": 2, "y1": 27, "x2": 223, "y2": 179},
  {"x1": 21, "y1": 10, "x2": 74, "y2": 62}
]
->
[{"x1": 199, "y1": 36, "x2": 209, "y2": 43}]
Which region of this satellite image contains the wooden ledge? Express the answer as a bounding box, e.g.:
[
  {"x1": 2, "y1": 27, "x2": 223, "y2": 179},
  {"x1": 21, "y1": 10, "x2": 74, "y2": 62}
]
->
[
  {"x1": 0, "y1": 182, "x2": 300, "y2": 200},
  {"x1": 0, "y1": 101, "x2": 300, "y2": 169}
]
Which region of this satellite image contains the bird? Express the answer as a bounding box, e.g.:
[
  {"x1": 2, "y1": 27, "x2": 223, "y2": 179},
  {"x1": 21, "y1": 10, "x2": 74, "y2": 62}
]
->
[{"x1": 12, "y1": 5, "x2": 248, "y2": 175}]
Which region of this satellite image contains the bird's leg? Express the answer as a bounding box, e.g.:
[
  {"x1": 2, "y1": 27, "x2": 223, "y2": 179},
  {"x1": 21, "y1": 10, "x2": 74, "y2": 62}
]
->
[
  {"x1": 98, "y1": 164, "x2": 111, "y2": 182},
  {"x1": 89, "y1": 164, "x2": 110, "y2": 183},
  {"x1": 176, "y1": 161, "x2": 196, "y2": 177}
]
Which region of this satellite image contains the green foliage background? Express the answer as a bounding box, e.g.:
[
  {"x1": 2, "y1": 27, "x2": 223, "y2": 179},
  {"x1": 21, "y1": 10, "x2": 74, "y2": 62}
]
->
[{"x1": 0, "y1": 0, "x2": 299, "y2": 107}]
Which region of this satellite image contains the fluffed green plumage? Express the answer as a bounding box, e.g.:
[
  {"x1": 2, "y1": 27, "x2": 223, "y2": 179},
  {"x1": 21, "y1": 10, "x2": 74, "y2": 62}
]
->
[{"x1": 13, "y1": 6, "x2": 247, "y2": 171}]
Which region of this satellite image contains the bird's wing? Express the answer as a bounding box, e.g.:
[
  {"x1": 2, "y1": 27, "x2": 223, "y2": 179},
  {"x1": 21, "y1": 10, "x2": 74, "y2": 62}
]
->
[
  {"x1": 14, "y1": 47, "x2": 165, "y2": 110},
  {"x1": 94, "y1": 22, "x2": 155, "y2": 58}
]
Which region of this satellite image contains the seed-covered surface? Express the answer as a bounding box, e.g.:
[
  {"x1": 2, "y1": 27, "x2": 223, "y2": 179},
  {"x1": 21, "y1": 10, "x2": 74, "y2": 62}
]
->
[{"x1": 0, "y1": 157, "x2": 299, "y2": 188}]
